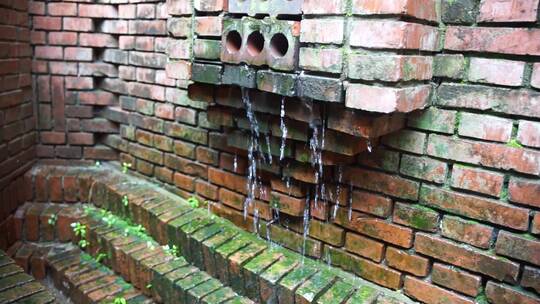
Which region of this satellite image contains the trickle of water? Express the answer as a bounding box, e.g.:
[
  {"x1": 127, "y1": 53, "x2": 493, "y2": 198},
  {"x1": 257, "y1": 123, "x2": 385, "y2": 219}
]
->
[
  {"x1": 265, "y1": 133, "x2": 272, "y2": 164},
  {"x1": 348, "y1": 183, "x2": 353, "y2": 221},
  {"x1": 279, "y1": 97, "x2": 288, "y2": 161},
  {"x1": 367, "y1": 139, "x2": 373, "y2": 153},
  {"x1": 253, "y1": 208, "x2": 260, "y2": 234},
  {"x1": 332, "y1": 166, "x2": 343, "y2": 220},
  {"x1": 233, "y1": 154, "x2": 238, "y2": 172},
  {"x1": 242, "y1": 88, "x2": 260, "y2": 219},
  {"x1": 301, "y1": 193, "x2": 311, "y2": 260}
]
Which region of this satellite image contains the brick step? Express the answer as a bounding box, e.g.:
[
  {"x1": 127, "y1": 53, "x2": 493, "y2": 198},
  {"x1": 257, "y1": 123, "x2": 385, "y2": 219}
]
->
[
  {"x1": 46, "y1": 244, "x2": 154, "y2": 304},
  {"x1": 0, "y1": 248, "x2": 56, "y2": 304},
  {"x1": 77, "y1": 205, "x2": 254, "y2": 304},
  {"x1": 79, "y1": 163, "x2": 414, "y2": 303}
]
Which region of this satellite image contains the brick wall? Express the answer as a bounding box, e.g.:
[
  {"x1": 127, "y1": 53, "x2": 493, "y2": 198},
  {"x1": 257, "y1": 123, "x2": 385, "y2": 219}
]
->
[
  {"x1": 0, "y1": 0, "x2": 35, "y2": 246},
  {"x1": 21, "y1": 0, "x2": 540, "y2": 303}
]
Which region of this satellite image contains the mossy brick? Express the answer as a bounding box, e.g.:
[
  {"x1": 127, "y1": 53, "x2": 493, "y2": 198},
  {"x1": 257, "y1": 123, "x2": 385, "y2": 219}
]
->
[
  {"x1": 202, "y1": 287, "x2": 238, "y2": 304},
  {"x1": 277, "y1": 262, "x2": 319, "y2": 304},
  {"x1": 192, "y1": 63, "x2": 223, "y2": 85},
  {"x1": 186, "y1": 278, "x2": 223, "y2": 304},
  {"x1": 222, "y1": 65, "x2": 257, "y2": 88},
  {"x1": 224, "y1": 296, "x2": 254, "y2": 304},
  {"x1": 130, "y1": 193, "x2": 163, "y2": 226},
  {"x1": 407, "y1": 107, "x2": 457, "y2": 134},
  {"x1": 256, "y1": 70, "x2": 297, "y2": 96},
  {"x1": 345, "y1": 285, "x2": 380, "y2": 304},
  {"x1": 139, "y1": 197, "x2": 170, "y2": 231},
  {"x1": 40, "y1": 204, "x2": 62, "y2": 241},
  {"x1": 202, "y1": 228, "x2": 239, "y2": 278},
  {"x1": 393, "y1": 202, "x2": 440, "y2": 232},
  {"x1": 109, "y1": 236, "x2": 138, "y2": 273},
  {"x1": 86, "y1": 281, "x2": 124, "y2": 302},
  {"x1": 194, "y1": 39, "x2": 222, "y2": 60},
  {"x1": 148, "y1": 200, "x2": 178, "y2": 238},
  {"x1": 129, "y1": 246, "x2": 160, "y2": 289},
  {"x1": 228, "y1": 242, "x2": 268, "y2": 293},
  {"x1": 164, "y1": 122, "x2": 209, "y2": 145},
  {"x1": 162, "y1": 266, "x2": 199, "y2": 303},
  {"x1": 189, "y1": 224, "x2": 224, "y2": 269},
  {"x1": 0, "y1": 256, "x2": 13, "y2": 268},
  {"x1": 175, "y1": 271, "x2": 212, "y2": 302},
  {"x1": 441, "y1": 0, "x2": 477, "y2": 24},
  {"x1": 0, "y1": 281, "x2": 45, "y2": 303},
  {"x1": 157, "y1": 207, "x2": 193, "y2": 244},
  {"x1": 117, "y1": 241, "x2": 147, "y2": 280},
  {"x1": 268, "y1": 224, "x2": 322, "y2": 258},
  {"x1": 297, "y1": 74, "x2": 343, "y2": 102},
  {"x1": 214, "y1": 235, "x2": 252, "y2": 284},
  {"x1": 152, "y1": 258, "x2": 189, "y2": 300},
  {"x1": 433, "y1": 54, "x2": 466, "y2": 79},
  {"x1": 242, "y1": 250, "x2": 283, "y2": 299},
  {"x1": 0, "y1": 273, "x2": 34, "y2": 292},
  {"x1": 295, "y1": 269, "x2": 337, "y2": 304},
  {"x1": 16, "y1": 290, "x2": 56, "y2": 304},
  {"x1": 381, "y1": 130, "x2": 426, "y2": 155},
  {"x1": 258, "y1": 254, "x2": 299, "y2": 303},
  {"x1": 74, "y1": 275, "x2": 117, "y2": 302},
  {"x1": 180, "y1": 217, "x2": 216, "y2": 262},
  {"x1": 316, "y1": 279, "x2": 355, "y2": 304},
  {"x1": 166, "y1": 209, "x2": 197, "y2": 245}
]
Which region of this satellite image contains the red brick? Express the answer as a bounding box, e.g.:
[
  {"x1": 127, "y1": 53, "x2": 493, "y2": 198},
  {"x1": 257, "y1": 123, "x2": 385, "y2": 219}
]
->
[
  {"x1": 346, "y1": 84, "x2": 431, "y2": 113},
  {"x1": 392, "y1": 202, "x2": 439, "y2": 232},
  {"x1": 350, "y1": 20, "x2": 439, "y2": 51},
  {"x1": 427, "y1": 134, "x2": 540, "y2": 176},
  {"x1": 173, "y1": 171, "x2": 195, "y2": 191},
  {"x1": 533, "y1": 213, "x2": 540, "y2": 235},
  {"x1": 79, "y1": 33, "x2": 118, "y2": 48},
  {"x1": 299, "y1": 47, "x2": 342, "y2": 74},
  {"x1": 194, "y1": 0, "x2": 224, "y2": 12},
  {"x1": 67, "y1": 133, "x2": 94, "y2": 146},
  {"x1": 48, "y1": 32, "x2": 78, "y2": 46},
  {"x1": 155, "y1": 103, "x2": 174, "y2": 120},
  {"x1": 468, "y1": 58, "x2": 525, "y2": 87},
  {"x1": 343, "y1": 167, "x2": 419, "y2": 200},
  {"x1": 344, "y1": 232, "x2": 384, "y2": 262},
  {"x1": 40, "y1": 131, "x2": 65, "y2": 144},
  {"x1": 450, "y1": 166, "x2": 504, "y2": 197},
  {"x1": 195, "y1": 180, "x2": 218, "y2": 200},
  {"x1": 79, "y1": 4, "x2": 118, "y2": 18},
  {"x1": 532, "y1": 63, "x2": 540, "y2": 89},
  {"x1": 353, "y1": 0, "x2": 439, "y2": 21},
  {"x1": 404, "y1": 276, "x2": 474, "y2": 304},
  {"x1": 63, "y1": 17, "x2": 94, "y2": 32},
  {"x1": 445, "y1": 26, "x2": 540, "y2": 56},
  {"x1": 33, "y1": 16, "x2": 61, "y2": 30},
  {"x1": 432, "y1": 263, "x2": 482, "y2": 297},
  {"x1": 302, "y1": 0, "x2": 345, "y2": 14},
  {"x1": 521, "y1": 266, "x2": 540, "y2": 293},
  {"x1": 415, "y1": 233, "x2": 520, "y2": 282},
  {"x1": 34, "y1": 46, "x2": 62, "y2": 60},
  {"x1": 270, "y1": 191, "x2": 305, "y2": 217},
  {"x1": 421, "y1": 185, "x2": 529, "y2": 231},
  {"x1": 79, "y1": 91, "x2": 117, "y2": 106},
  {"x1": 441, "y1": 215, "x2": 494, "y2": 249},
  {"x1": 495, "y1": 231, "x2": 540, "y2": 266},
  {"x1": 300, "y1": 19, "x2": 344, "y2": 44},
  {"x1": 478, "y1": 0, "x2": 539, "y2": 23},
  {"x1": 386, "y1": 247, "x2": 429, "y2": 277},
  {"x1": 167, "y1": 0, "x2": 193, "y2": 15},
  {"x1": 517, "y1": 120, "x2": 540, "y2": 148},
  {"x1": 508, "y1": 177, "x2": 540, "y2": 208},
  {"x1": 458, "y1": 112, "x2": 513, "y2": 142},
  {"x1": 350, "y1": 190, "x2": 392, "y2": 218},
  {"x1": 486, "y1": 281, "x2": 539, "y2": 304},
  {"x1": 194, "y1": 16, "x2": 222, "y2": 36},
  {"x1": 48, "y1": 3, "x2": 77, "y2": 16},
  {"x1": 335, "y1": 209, "x2": 413, "y2": 248},
  {"x1": 165, "y1": 60, "x2": 191, "y2": 80}
]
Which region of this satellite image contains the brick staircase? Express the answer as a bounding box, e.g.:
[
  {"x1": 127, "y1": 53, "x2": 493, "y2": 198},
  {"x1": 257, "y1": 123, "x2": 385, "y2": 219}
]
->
[{"x1": 0, "y1": 162, "x2": 415, "y2": 303}]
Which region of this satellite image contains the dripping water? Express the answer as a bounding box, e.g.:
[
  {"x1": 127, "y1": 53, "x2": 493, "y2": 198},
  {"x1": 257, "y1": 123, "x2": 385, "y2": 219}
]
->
[
  {"x1": 279, "y1": 96, "x2": 288, "y2": 161},
  {"x1": 233, "y1": 154, "x2": 238, "y2": 172},
  {"x1": 241, "y1": 88, "x2": 260, "y2": 219}
]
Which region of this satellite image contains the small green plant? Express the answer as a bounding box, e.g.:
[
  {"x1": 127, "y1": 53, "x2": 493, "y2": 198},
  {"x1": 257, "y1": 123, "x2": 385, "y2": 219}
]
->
[
  {"x1": 71, "y1": 222, "x2": 89, "y2": 249},
  {"x1": 95, "y1": 161, "x2": 101, "y2": 167},
  {"x1": 122, "y1": 162, "x2": 132, "y2": 173},
  {"x1": 507, "y1": 139, "x2": 523, "y2": 149},
  {"x1": 187, "y1": 196, "x2": 199, "y2": 208},
  {"x1": 163, "y1": 244, "x2": 180, "y2": 257},
  {"x1": 122, "y1": 195, "x2": 129, "y2": 207},
  {"x1": 112, "y1": 297, "x2": 127, "y2": 304},
  {"x1": 47, "y1": 214, "x2": 58, "y2": 226},
  {"x1": 146, "y1": 283, "x2": 152, "y2": 289},
  {"x1": 95, "y1": 252, "x2": 108, "y2": 263}
]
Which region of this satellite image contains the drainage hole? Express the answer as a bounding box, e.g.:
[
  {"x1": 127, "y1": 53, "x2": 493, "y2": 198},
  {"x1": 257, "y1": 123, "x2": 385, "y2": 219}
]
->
[
  {"x1": 225, "y1": 30, "x2": 242, "y2": 53},
  {"x1": 270, "y1": 33, "x2": 289, "y2": 57},
  {"x1": 247, "y1": 31, "x2": 265, "y2": 56}
]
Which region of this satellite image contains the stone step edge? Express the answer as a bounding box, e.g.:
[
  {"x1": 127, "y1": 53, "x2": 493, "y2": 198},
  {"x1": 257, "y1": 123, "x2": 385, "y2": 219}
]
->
[
  {"x1": 45, "y1": 243, "x2": 154, "y2": 304},
  {"x1": 78, "y1": 205, "x2": 255, "y2": 304},
  {"x1": 0, "y1": 248, "x2": 56, "y2": 304},
  {"x1": 83, "y1": 162, "x2": 415, "y2": 304}
]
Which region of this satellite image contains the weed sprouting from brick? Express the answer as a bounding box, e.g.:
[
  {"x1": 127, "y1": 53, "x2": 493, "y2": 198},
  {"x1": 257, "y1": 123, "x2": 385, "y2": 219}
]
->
[
  {"x1": 47, "y1": 214, "x2": 57, "y2": 226},
  {"x1": 121, "y1": 162, "x2": 132, "y2": 173}
]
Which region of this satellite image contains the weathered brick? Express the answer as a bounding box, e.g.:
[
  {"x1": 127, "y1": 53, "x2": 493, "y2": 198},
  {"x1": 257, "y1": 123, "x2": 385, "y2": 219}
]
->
[
  {"x1": 508, "y1": 177, "x2": 540, "y2": 208},
  {"x1": 468, "y1": 58, "x2": 525, "y2": 87},
  {"x1": 486, "y1": 281, "x2": 539, "y2": 304},
  {"x1": 404, "y1": 276, "x2": 474, "y2": 304},
  {"x1": 517, "y1": 120, "x2": 540, "y2": 148},
  {"x1": 450, "y1": 166, "x2": 504, "y2": 197},
  {"x1": 386, "y1": 247, "x2": 429, "y2": 277},
  {"x1": 478, "y1": 0, "x2": 539, "y2": 23},
  {"x1": 392, "y1": 202, "x2": 439, "y2": 232},
  {"x1": 432, "y1": 263, "x2": 482, "y2": 297},
  {"x1": 346, "y1": 84, "x2": 431, "y2": 113},
  {"x1": 441, "y1": 215, "x2": 493, "y2": 249},
  {"x1": 495, "y1": 231, "x2": 540, "y2": 266},
  {"x1": 300, "y1": 19, "x2": 344, "y2": 44}
]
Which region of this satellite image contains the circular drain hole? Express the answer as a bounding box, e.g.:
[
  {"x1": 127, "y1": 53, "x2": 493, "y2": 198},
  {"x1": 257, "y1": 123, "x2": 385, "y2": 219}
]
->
[
  {"x1": 247, "y1": 31, "x2": 265, "y2": 56},
  {"x1": 225, "y1": 30, "x2": 242, "y2": 53},
  {"x1": 270, "y1": 33, "x2": 289, "y2": 57}
]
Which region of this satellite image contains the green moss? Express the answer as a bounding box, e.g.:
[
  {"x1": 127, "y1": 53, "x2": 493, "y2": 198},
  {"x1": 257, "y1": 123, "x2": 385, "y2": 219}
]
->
[
  {"x1": 410, "y1": 213, "x2": 432, "y2": 230},
  {"x1": 507, "y1": 139, "x2": 523, "y2": 149}
]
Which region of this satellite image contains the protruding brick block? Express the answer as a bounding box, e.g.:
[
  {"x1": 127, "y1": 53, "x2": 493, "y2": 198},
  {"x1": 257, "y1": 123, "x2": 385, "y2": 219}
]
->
[{"x1": 345, "y1": 84, "x2": 431, "y2": 113}]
